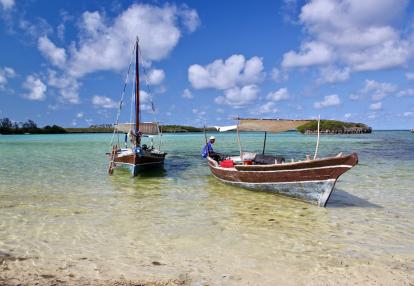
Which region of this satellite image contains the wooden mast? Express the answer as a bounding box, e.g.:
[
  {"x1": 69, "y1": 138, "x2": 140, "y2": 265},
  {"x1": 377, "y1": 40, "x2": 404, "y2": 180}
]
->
[{"x1": 135, "y1": 37, "x2": 140, "y2": 146}]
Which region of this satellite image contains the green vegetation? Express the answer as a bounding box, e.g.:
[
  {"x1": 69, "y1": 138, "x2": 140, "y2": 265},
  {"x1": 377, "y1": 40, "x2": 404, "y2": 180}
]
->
[
  {"x1": 161, "y1": 125, "x2": 215, "y2": 133},
  {"x1": 65, "y1": 127, "x2": 114, "y2": 133},
  {"x1": 0, "y1": 118, "x2": 66, "y2": 134},
  {"x1": 297, "y1": 120, "x2": 372, "y2": 134}
]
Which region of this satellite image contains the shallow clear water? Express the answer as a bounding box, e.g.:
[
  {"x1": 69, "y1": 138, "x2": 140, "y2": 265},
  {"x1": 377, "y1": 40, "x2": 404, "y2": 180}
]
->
[{"x1": 0, "y1": 131, "x2": 413, "y2": 285}]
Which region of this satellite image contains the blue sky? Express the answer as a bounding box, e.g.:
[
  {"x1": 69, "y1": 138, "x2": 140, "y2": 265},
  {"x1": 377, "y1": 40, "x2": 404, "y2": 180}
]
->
[{"x1": 1, "y1": 0, "x2": 414, "y2": 129}]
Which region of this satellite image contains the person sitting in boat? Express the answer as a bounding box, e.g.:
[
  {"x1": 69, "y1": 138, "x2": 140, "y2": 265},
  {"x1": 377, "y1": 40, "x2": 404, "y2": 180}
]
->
[
  {"x1": 202, "y1": 136, "x2": 222, "y2": 161},
  {"x1": 201, "y1": 136, "x2": 215, "y2": 158}
]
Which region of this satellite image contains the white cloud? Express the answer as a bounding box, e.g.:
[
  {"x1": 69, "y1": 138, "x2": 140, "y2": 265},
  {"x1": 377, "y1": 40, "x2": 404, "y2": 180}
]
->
[
  {"x1": 178, "y1": 7, "x2": 200, "y2": 32},
  {"x1": 369, "y1": 102, "x2": 382, "y2": 110},
  {"x1": 405, "y1": 73, "x2": 414, "y2": 80},
  {"x1": 214, "y1": 85, "x2": 259, "y2": 107},
  {"x1": 47, "y1": 70, "x2": 80, "y2": 104},
  {"x1": 188, "y1": 55, "x2": 264, "y2": 90},
  {"x1": 38, "y1": 36, "x2": 67, "y2": 68},
  {"x1": 266, "y1": 87, "x2": 289, "y2": 102},
  {"x1": 314, "y1": 94, "x2": 341, "y2": 109},
  {"x1": 282, "y1": 41, "x2": 332, "y2": 68},
  {"x1": 0, "y1": 66, "x2": 16, "y2": 88},
  {"x1": 76, "y1": 112, "x2": 84, "y2": 118},
  {"x1": 57, "y1": 24, "x2": 65, "y2": 41},
  {"x1": 362, "y1": 79, "x2": 397, "y2": 100},
  {"x1": 66, "y1": 4, "x2": 199, "y2": 77},
  {"x1": 282, "y1": 0, "x2": 413, "y2": 72},
  {"x1": 349, "y1": 93, "x2": 360, "y2": 100},
  {"x1": 256, "y1": 102, "x2": 278, "y2": 114},
  {"x1": 146, "y1": 69, "x2": 165, "y2": 85},
  {"x1": 403, "y1": 111, "x2": 414, "y2": 117},
  {"x1": 318, "y1": 66, "x2": 350, "y2": 83},
  {"x1": 344, "y1": 113, "x2": 352, "y2": 119},
  {"x1": 181, "y1": 88, "x2": 193, "y2": 99},
  {"x1": 398, "y1": 88, "x2": 414, "y2": 97},
  {"x1": 92, "y1": 95, "x2": 118, "y2": 109},
  {"x1": 22, "y1": 75, "x2": 47, "y2": 101},
  {"x1": 0, "y1": 0, "x2": 14, "y2": 10},
  {"x1": 271, "y1": 68, "x2": 288, "y2": 82}
]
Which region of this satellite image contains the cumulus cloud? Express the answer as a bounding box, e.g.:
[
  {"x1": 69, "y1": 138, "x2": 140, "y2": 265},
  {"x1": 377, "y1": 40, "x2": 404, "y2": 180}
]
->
[
  {"x1": 214, "y1": 85, "x2": 259, "y2": 107},
  {"x1": 313, "y1": 94, "x2": 341, "y2": 108},
  {"x1": 405, "y1": 73, "x2": 414, "y2": 80},
  {"x1": 47, "y1": 70, "x2": 80, "y2": 104},
  {"x1": 256, "y1": 102, "x2": 278, "y2": 114},
  {"x1": 181, "y1": 88, "x2": 193, "y2": 99},
  {"x1": 146, "y1": 69, "x2": 165, "y2": 85},
  {"x1": 0, "y1": 0, "x2": 14, "y2": 10},
  {"x1": 282, "y1": 0, "x2": 413, "y2": 72},
  {"x1": 0, "y1": 66, "x2": 16, "y2": 88},
  {"x1": 403, "y1": 111, "x2": 414, "y2": 117},
  {"x1": 92, "y1": 95, "x2": 118, "y2": 109},
  {"x1": 282, "y1": 41, "x2": 332, "y2": 68},
  {"x1": 22, "y1": 75, "x2": 47, "y2": 101},
  {"x1": 266, "y1": 87, "x2": 289, "y2": 102},
  {"x1": 369, "y1": 102, "x2": 382, "y2": 110},
  {"x1": 398, "y1": 88, "x2": 414, "y2": 97},
  {"x1": 344, "y1": 113, "x2": 352, "y2": 119},
  {"x1": 178, "y1": 6, "x2": 200, "y2": 32},
  {"x1": 66, "y1": 4, "x2": 199, "y2": 77},
  {"x1": 188, "y1": 55, "x2": 264, "y2": 90},
  {"x1": 318, "y1": 66, "x2": 350, "y2": 83},
  {"x1": 271, "y1": 68, "x2": 288, "y2": 82},
  {"x1": 38, "y1": 36, "x2": 67, "y2": 68},
  {"x1": 34, "y1": 3, "x2": 198, "y2": 105},
  {"x1": 362, "y1": 79, "x2": 397, "y2": 100}
]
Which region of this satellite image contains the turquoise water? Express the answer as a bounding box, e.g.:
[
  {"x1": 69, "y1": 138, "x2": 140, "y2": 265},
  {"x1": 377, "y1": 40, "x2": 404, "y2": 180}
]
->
[{"x1": 0, "y1": 131, "x2": 413, "y2": 285}]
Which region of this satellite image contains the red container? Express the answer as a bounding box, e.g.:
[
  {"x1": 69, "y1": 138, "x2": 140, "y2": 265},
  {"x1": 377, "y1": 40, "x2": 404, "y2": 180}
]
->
[{"x1": 219, "y1": 160, "x2": 234, "y2": 168}]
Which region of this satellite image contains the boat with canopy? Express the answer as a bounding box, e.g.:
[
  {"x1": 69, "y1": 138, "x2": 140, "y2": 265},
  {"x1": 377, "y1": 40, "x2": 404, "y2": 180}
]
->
[
  {"x1": 108, "y1": 38, "x2": 166, "y2": 176},
  {"x1": 206, "y1": 118, "x2": 358, "y2": 207}
]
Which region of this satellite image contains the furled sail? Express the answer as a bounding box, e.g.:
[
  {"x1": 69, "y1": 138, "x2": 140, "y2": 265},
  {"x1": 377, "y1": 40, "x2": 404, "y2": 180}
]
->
[
  {"x1": 115, "y1": 122, "x2": 159, "y2": 135},
  {"x1": 237, "y1": 118, "x2": 310, "y2": 133}
]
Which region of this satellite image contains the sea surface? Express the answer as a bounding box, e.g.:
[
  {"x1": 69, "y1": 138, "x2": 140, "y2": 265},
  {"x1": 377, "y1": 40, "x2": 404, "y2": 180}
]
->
[{"x1": 0, "y1": 131, "x2": 413, "y2": 285}]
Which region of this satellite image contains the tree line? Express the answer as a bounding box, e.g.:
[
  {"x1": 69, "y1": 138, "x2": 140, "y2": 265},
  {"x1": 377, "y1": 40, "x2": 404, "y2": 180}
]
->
[{"x1": 0, "y1": 118, "x2": 66, "y2": 134}]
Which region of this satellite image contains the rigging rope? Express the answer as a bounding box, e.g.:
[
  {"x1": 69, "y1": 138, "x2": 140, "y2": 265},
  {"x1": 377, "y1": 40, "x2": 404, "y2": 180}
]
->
[{"x1": 110, "y1": 43, "x2": 135, "y2": 146}]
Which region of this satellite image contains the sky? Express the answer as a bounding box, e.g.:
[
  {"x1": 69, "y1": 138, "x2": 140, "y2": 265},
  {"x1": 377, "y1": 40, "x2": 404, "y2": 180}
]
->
[{"x1": 1, "y1": 0, "x2": 414, "y2": 129}]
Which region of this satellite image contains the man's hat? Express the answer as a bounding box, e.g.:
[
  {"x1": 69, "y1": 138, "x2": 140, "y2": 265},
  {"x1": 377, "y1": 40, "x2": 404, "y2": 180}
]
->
[{"x1": 209, "y1": 136, "x2": 216, "y2": 140}]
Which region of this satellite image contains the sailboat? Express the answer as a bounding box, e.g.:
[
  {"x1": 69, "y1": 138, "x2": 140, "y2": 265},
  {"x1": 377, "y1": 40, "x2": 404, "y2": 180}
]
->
[
  {"x1": 206, "y1": 118, "x2": 358, "y2": 207},
  {"x1": 108, "y1": 38, "x2": 166, "y2": 176}
]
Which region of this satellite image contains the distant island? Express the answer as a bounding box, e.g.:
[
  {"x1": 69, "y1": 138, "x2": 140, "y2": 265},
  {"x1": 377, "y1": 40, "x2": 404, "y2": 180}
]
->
[
  {"x1": 65, "y1": 124, "x2": 214, "y2": 133},
  {"x1": 0, "y1": 118, "x2": 66, "y2": 134},
  {"x1": 297, "y1": 120, "x2": 372, "y2": 134},
  {"x1": 1, "y1": 117, "x2": 371, "y2": 135}
]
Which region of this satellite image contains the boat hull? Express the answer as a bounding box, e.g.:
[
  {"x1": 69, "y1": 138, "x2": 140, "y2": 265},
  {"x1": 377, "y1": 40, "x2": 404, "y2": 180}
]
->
[
  {"x1": 208, "y1": 153, "x2": 358, "y2": 206},
  {"x1": 112, "y1": 150, "x2": 166, "y2": 176}
]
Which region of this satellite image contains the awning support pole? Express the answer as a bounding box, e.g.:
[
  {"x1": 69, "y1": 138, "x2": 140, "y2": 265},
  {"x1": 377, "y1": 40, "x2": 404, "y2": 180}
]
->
[
  {"x1": 262, "y1": 131, "x2": 267, "y2": 155},
  {"x1": 313, "y1": 115, "x2": 321, "y2": 160},
  {"x1": 203, "y1": 125, "x2": 209, "y2": 157},
  {"x1": 236, "y1": 122, "x2": 243, "y2": 161}
]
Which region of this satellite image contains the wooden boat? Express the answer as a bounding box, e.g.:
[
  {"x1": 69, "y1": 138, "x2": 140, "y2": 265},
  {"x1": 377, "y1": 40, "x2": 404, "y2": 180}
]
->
[
  {"x1": 108, "y1": 38, "x2": 166, "y2": 176},
  {"x1": 206, "y1": 118, "x2": 358, "y2": 207}
]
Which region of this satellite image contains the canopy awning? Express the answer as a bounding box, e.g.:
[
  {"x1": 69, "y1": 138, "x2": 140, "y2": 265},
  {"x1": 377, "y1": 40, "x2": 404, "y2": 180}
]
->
[
  {"x1": 115, "y1": 122, "x2": 159, "y2": 135},
  {"x1": 237, "y1": 118, "x2": 311, "y2": 133},
  {"x1": 214, "y1": 125, "x2": 237, "y2": 132}
]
